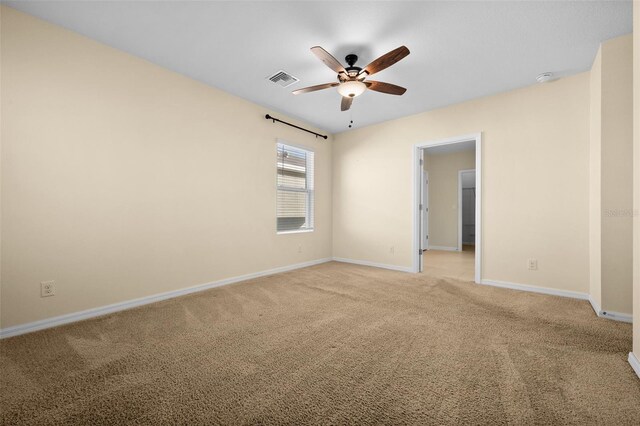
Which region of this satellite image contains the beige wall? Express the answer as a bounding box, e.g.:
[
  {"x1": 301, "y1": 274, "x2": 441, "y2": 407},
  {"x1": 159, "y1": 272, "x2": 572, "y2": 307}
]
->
[
  {"x1": 589, "y1": 47, "x2": 603, "y2": 309},
  {"x1": 424, "y1": 149, "x2": 475, "y2": 249},
  {"x1": 633, "y1": 0, "x2": 640, "y2": 360},
  {"x1": 589, "y1": 35, "x2": 634, "y2": 316},
  {"x1": 333, "y1": 73, "x2": 590, "y2": 292},
  {"x1": 601, "y1": 35, "x2": 634, "y2": 315},
  {"x1": 0, "y1": 7, "x2": 333, "y2": 328},
  {"x1": 0, "y1": 6, "x2": 3, "y2": 326}
]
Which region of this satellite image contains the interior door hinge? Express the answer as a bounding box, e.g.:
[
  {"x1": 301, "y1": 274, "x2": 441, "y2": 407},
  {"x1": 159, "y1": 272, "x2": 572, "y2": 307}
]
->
[
  {"x1": 420, "y1": 159, "x2": 423, "y2": 166},
  {"x1": 419, "y1": 203, "x2": 423, "y2": 210}
]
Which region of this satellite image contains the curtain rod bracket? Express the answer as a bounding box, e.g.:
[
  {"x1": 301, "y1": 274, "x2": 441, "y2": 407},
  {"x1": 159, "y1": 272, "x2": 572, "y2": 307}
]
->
[{"x1": 264, "y1": 114, "x2": 327, "y2": 140}]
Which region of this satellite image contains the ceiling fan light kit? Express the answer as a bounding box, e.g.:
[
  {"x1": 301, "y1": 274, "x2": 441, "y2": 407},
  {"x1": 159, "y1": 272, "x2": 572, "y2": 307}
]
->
[
  {"x1": 337, "y1": 80, "x2": 367, "y2": 98},
  {"x1": 292, "y1": 45, "x2": 410, "y2": 112}
]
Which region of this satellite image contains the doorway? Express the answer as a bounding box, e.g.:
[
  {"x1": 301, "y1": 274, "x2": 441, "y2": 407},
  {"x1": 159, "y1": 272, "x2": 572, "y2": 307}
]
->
[{"x1": 413, "y1": 134, "x2": 482, "y2": 282}]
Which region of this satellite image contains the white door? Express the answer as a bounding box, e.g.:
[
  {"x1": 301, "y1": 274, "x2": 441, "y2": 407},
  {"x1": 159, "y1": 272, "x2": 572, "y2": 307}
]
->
[{"x1": 420, "y1": 151, "x2": 429, "y2": 252}]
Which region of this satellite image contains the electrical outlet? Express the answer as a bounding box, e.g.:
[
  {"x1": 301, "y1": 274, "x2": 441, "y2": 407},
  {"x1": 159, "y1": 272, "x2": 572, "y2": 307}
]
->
[
  {"x1": 41, "y1": 280, "x2": 56, "y2": 297},
  {"x1": 528, "y1": 259, "x2": 538, "y2": 271}
]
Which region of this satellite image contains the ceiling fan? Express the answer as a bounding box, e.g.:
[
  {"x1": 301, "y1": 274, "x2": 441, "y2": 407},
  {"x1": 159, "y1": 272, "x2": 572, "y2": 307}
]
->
[{"x1": 292, "y1": 45, "x2": 410, "y2": 111}]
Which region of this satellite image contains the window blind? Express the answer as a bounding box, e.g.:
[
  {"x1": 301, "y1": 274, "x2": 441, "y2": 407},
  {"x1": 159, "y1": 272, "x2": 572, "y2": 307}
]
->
[{"x1": 277, "y1": 143, "x2": 314, "y2": 233}]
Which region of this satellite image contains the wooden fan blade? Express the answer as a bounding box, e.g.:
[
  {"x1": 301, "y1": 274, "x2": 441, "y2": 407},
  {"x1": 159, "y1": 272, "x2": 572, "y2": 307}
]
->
[
  {"x1": 292, "y1": 82, "x2": 339, "y2": 95},
  {"x1": 341, "y1": 96, "x2": 353, "y2": 111},
  {"x1": 365, "y1": 80, "x2": 407, "y2": 95},
  {"x1": 359, "y1": 46, "x2": 410, "y2": 77},
  {"x1": 311, "y1": 46, "x2": 347, "y2": 75}
]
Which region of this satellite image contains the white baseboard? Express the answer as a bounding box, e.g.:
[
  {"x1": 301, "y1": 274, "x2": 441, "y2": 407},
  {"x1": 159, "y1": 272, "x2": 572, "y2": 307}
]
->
[
  {"x1": 479, "y1": 279, "x2": 590, "y2": 300},
  {"x1": 332, "y1": 257, "x2": 413, "y2": 273},
  {"x1": 598, "y1": 311, "x2": 633, "y2": 323},
  {"x1": 588, "y1": 295, "x2": 602, "y2": 317},
  {"x1": 0, "y1": 258, "x2": 332, "y2": 339},
  {"x1": 428, "y1": 246, "x2": 459, "y2": 252},
  {"x1": 480, "y1": 280, "x2": 633, "y2": 323},
  {"x1": 629, "y1": 352, "x2": 640, "y2": 380},
  {"x1": 588, "y1": 296, "x2": 633, "y2": 323}
]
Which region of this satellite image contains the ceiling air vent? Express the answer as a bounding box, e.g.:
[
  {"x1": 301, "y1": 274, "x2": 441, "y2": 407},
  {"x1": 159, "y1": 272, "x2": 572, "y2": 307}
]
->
[{"x1": 267, "y1": 70, "x2": 299, "y2": 88}]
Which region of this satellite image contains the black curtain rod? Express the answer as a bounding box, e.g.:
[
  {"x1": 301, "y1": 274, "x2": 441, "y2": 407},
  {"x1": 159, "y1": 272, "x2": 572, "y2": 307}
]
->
[{"x1": 265, "y1": 114, "x2": 328, "y2": 139}]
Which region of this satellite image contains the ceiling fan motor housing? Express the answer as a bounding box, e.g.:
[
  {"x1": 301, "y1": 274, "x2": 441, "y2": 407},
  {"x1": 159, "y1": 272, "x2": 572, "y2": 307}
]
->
[{"x1": 344, "y1": 54, "x2": 362, "y2": 77}]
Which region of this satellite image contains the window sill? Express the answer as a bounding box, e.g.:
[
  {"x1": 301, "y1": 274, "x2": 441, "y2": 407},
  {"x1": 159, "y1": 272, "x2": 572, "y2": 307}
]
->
[{"x1": 277, "y1": 229, "x2": 314, "y2": 235}]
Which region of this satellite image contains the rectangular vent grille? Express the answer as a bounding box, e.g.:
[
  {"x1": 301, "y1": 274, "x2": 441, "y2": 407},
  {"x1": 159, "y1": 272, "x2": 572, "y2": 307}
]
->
[{"x1": 268, "y1": 70, "x2": 299, "y2": 88}]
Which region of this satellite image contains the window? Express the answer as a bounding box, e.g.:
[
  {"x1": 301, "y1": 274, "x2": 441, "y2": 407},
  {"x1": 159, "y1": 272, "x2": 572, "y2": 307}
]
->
[{"x1": 277, "y1": 142, "x2": 314, "y2": 233}]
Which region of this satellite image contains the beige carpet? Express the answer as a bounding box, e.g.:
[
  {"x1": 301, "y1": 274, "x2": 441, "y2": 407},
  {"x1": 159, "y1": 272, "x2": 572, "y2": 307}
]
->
[{"x1": 1, "y1": 261, "x2": 639, "y2": 425}]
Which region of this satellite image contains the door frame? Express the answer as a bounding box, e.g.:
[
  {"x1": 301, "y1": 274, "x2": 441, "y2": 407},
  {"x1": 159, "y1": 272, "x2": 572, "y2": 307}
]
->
[
  {"x1": 412, "y1": 133, "x2": 482, "y2": 283},
  {"x1": 458, "y1": 169, "x2": 476, "y2": 252}
]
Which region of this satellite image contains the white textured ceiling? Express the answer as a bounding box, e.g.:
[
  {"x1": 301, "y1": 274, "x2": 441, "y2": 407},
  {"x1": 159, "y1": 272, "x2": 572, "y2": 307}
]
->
[{"x1": 5, "y1": 1, "x2": 632, "y2": 134}]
